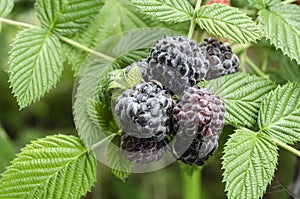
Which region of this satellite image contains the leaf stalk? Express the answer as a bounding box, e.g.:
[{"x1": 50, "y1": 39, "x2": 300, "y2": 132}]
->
[
  {"x1": 282, "y1": 0, "x2": 297, "y2": 4},
  {"x1": 273, "y1": 138, "x2": 300, "y2": 157},
  {"x1": 245, "y1": 57, "x2": 269, "y2": 79},
  {"x1": 188, "y1": 0, "x2": 202, "y2": 39},
  {"x1": 0, "y1": 17, "x2": 115, "y2": 61}
]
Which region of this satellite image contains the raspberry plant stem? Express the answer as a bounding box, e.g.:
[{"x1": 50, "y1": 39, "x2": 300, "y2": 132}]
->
[
  {"x1": 181, "y1": 166, "x2": 202, "y2": 199},
  {"x1": 245, "y1": 57, "x2": 269, "y2": 79},
  {"x1": 0, "y1": 17, "x2": 115, "y2": 62},
  {"x1": 273, "y1": 138, "x2": 300, "y2": 157},
  {"x1": 188, "y1": 0, "x2": 202, "y2": 39},
  {"x1": 91, "y1": 133, "x2": 117, "y2": 151},
  {"x1": 282, "y1": 0, "x2": 297, "y2": 4}
]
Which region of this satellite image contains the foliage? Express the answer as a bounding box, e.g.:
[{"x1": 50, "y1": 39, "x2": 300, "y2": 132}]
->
[
  {"x1": 0, "y1": 0, "x2": 299, "y2": 199},
  {"x1": 0, "y1": 135, "x2": 97, "y2": 199}
]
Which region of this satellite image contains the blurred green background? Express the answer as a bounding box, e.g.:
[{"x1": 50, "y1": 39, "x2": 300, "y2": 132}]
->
[{"x1": 0, "y1": 1, "x2": 298, "y2": 199}]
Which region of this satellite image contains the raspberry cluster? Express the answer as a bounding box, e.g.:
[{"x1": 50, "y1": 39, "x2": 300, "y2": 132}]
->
[{"x1": 113, "y1": 36, "x2": 237, "y2": 165}]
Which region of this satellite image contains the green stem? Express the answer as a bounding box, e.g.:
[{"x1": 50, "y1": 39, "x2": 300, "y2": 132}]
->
[
  {"x1": 232, "y1": 43, "x2": 253, "y2": 54},
  {"x1": 0, "y1": 17, "x2": 114, "y2": 61},
  {"x1": 188, "y1": 0, "x2": 202, "y2": 39},
  {"x1": 181, "y1": 166, "x2": 202, "y2": 199},
  {"x1": 57, "y1": 35, "x2": 114, "y2": 61},
  {"x1": 0, "y1": 17, "x2": 37, "y2": 29},
  {"x1": 91, "y1": 133, "x2": 117, "y2": 151},
  {"x1": 245, "y1": 57, "x2": 269, "y2": 79},
  {"x1": 240, "y1": 50, "x2": 247, "y2": 73},
  {"x1": 273, "y1": 138, "x2": 300, "y2": 157},
  {"x1": 261, "y1": 52, "x2": 269, "y2": 72},
  {"x1": 282, "y1": 0, "x2": 296, "y2": 4}
]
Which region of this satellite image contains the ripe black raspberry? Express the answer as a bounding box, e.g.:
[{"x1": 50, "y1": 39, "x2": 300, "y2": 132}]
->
[
  {"x1": 121, "y1": 133, "x2": 167, "y2": 164},
  {"x1": 147, "y1": 36, "x2": 209, "y2": 95},
  {"x1": 174, "y1": 136, "x2": 218, "y2": 166},
  {"x1": 172, "y1": 86, "x2": 225, "y2": 165},
  {"x1": 199, "y1": 38, "x2": 239, "y2": 80},
  {"x1": 125, "y1": 59, "x2": 149, "y2": 81},
  {"x1": 114, "y1": 82, "x2": 174, "y2": 141}
]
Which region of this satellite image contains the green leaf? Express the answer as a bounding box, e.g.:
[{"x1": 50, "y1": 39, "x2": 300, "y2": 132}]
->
[
  {"x1": 36, "y1": 0, "x2": 102, "y2": 36},
  {"x1": 108, "y1": 70, "x2": 131, "y2": 91},
  {"x1": 126, "y1": 66, "x2": 143, "y2": 86},
  {"x1": 258, "y1": 82, "x2": 300, "y2": 144},
  {"x1": 0, "y1": 0, "x2": 14, "y2": 33},
  {"x1": 130, "y1": 0, "x2": 193, "y2": 22},
  {"x1": 0, "y1": 0, "x2": 13, "y2": 17},
  {"x1": 196, "y1": 4, "x2": 260, "y2": 44},
  {"x1": 258, "y1": 4, "x2": 300, "y2": 64},
  {"x1": 0, "y1": 125, "x2": 14, "y2": 174},
  {"x1": 8, "y1": 29, "x2": 63, "y2": 109},
  {"x1": 106, "y1": 135, "x2": 131, "y2": 182},
  {"x1": 87, "y1": 99, "x2": 119, "y2": 134},
  {"x1": 247, "y1": 0, "x2": 280, "y2": 10},
  {"x1": 202, "y1": 72, "x2": 276, "y2": 128},
  {"x1": 0, "y1": 134, "x2": 97, "y2": 199},
  {"x1": 64, "y1": 0, "x2": 185, "y2": 75},
  {"x1": 73, "y1": 28, "x2": 176, "y2": 149},
  {"x1": 222, "y1": 129, "x2": 278, "y2": 199},
  {"x1": 281, "y1": 56, "x2": 300, "y2": 81}
]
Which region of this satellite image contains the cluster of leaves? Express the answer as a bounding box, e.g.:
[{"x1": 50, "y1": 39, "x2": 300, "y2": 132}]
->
[{"x1": 0, "y1": 0, "x2": 299, "y2": 199}]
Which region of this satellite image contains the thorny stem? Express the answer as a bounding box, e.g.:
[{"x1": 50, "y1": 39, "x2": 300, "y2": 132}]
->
[
  {"x1": 181, "y1": 166, "x2": 202, "y2": 199},
  {"x1": 188, "y1": 0, "x2": 202, "y2": 39},
  {"x1": 245, "y1": 57, "x2": 269, "y2": 79},
  {"x1": 0, "y1": 17, "x2": 114, "y2": 61},
  {"x1": 273, "y1": 138, "x2": 300, "y2": 157}
]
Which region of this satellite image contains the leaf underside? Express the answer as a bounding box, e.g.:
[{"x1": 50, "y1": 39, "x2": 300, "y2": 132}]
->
[
  {"x1": 196, "y1": 4, "x2": 260, "y2": 44},
  {"x1": 222, "y1": 129, "x2": 278, "y2": 199},
  {"x1": 8, "y1": 29, "x2": 63, "y2": 109},
  {"x1": 203, "y1": 72, "x2": 276, "y2": 128},
  {"x1": 0, "y1": 134, "x2": 97, "y2": 199},
  {"x1": 258, "y1": 82, "x2": 300, "y2": 144},
  {"x1": 258, "y1": 4, "x2": 300, "y2": 64}
]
